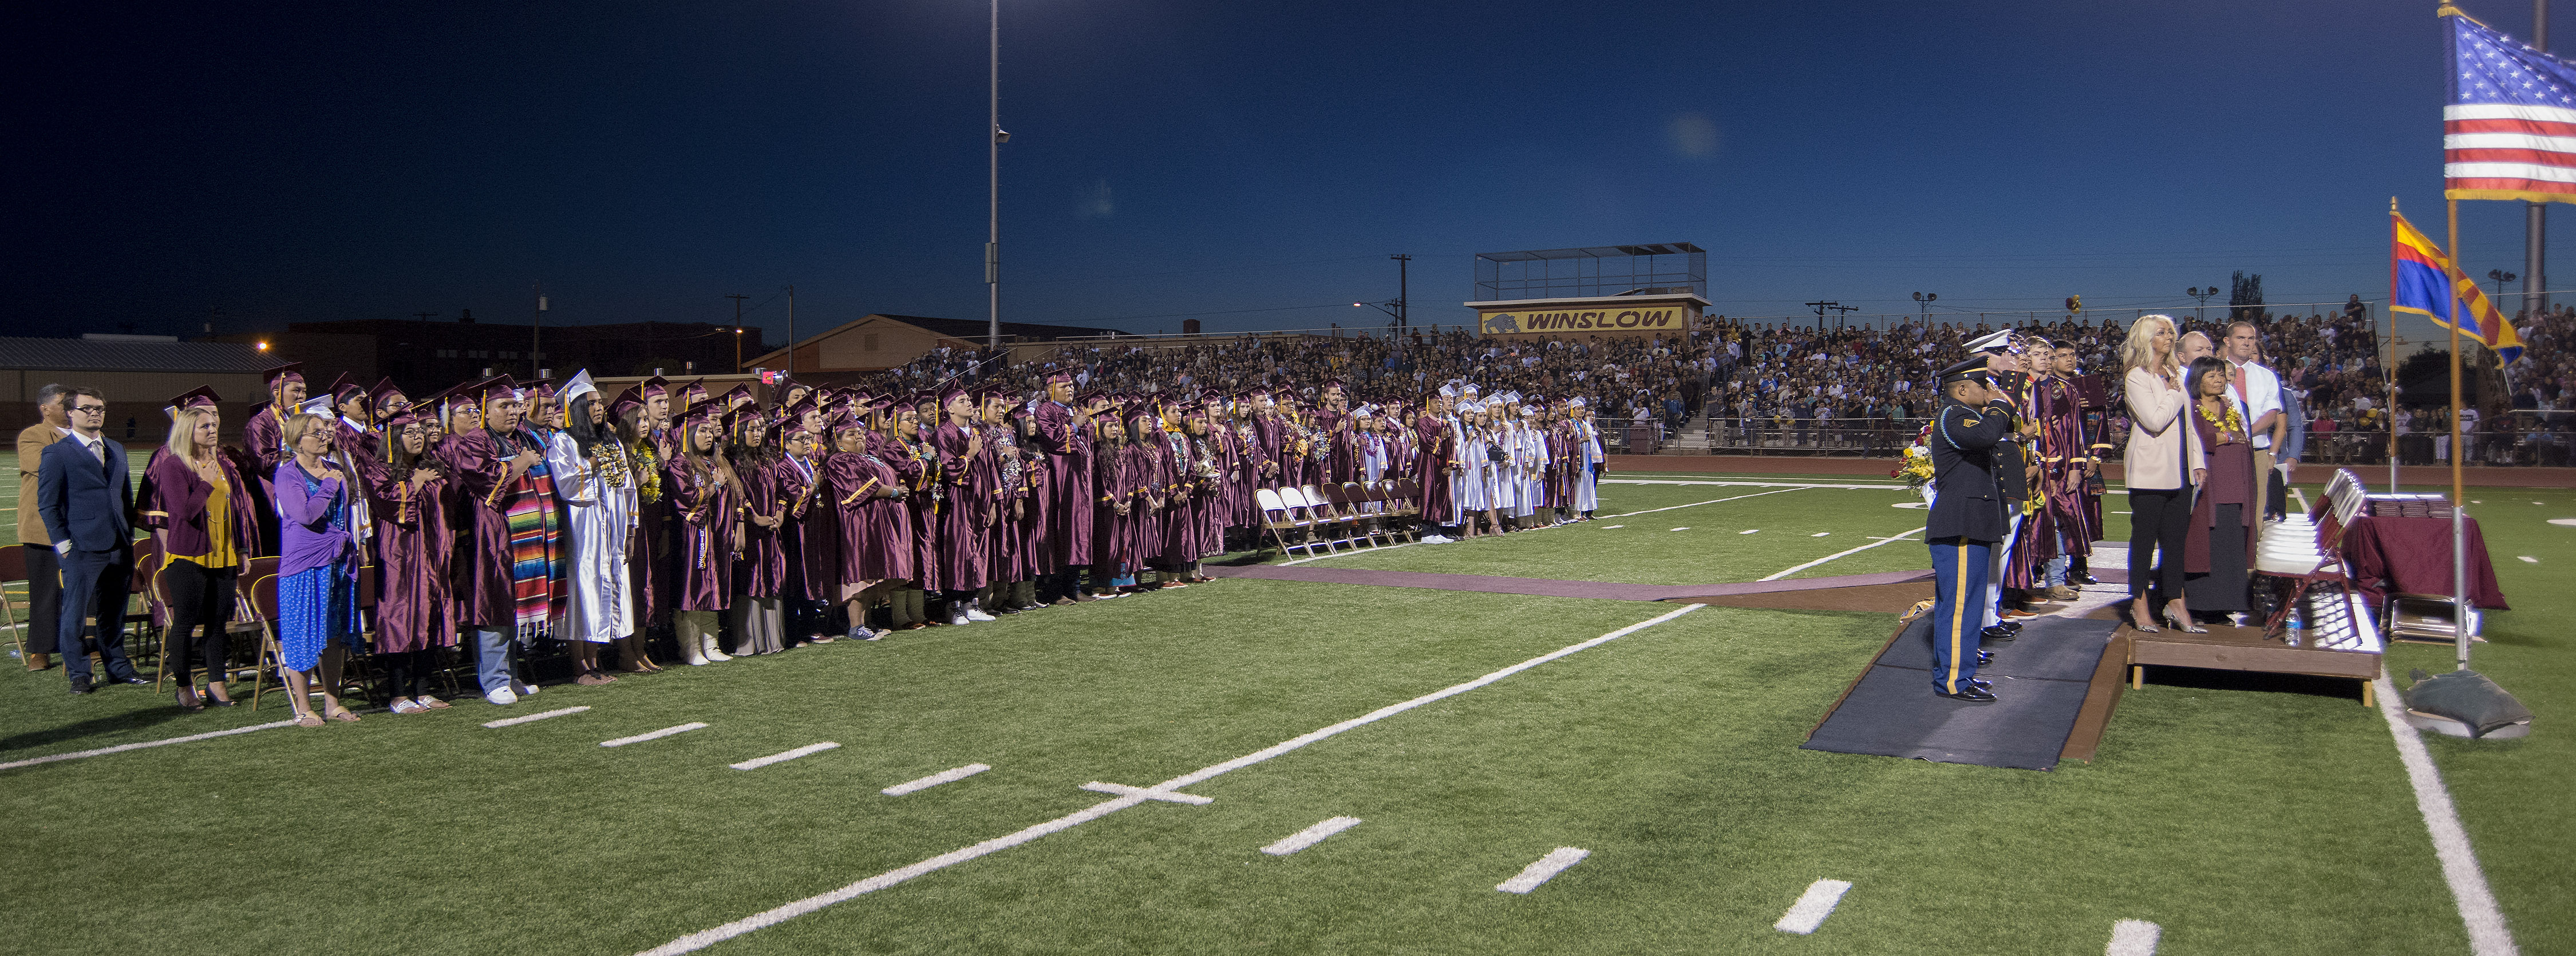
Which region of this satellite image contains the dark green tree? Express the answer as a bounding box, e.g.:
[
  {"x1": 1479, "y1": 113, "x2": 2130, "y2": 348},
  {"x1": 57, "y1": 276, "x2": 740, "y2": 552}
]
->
[{"x1": 2227, "y1": 271, "x2": 2265, "y2": 325}]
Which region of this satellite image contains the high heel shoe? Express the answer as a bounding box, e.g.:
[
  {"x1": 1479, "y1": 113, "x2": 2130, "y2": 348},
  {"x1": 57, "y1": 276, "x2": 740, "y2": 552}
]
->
[
  {"x1": 2162, "y1": 601, "x2": 2208, "y2": 634},
  {"x1": 2124, "y1": 600, "x2": 2160, "y2": 634}
]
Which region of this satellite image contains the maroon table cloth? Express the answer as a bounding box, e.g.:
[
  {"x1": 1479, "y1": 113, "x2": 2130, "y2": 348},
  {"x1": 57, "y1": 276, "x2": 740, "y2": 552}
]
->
[{"x1": 2339, "y1": 515, "x2": 2510, "y2": 610}]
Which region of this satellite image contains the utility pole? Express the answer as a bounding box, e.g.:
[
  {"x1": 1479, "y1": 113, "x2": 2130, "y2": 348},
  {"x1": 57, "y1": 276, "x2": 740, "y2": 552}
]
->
[
  {"x1": 1392, "y1": 254, "x2": 1411, "y2": 329},
  {"x1": 986, "y1": 0, "x2": 1002, "y2": 349},
  {"x1": 2530, "y1": 0, "x2": 2552, "y2": 322},
  {"x1": 532, "y1": 282, "x2": 546, "y2": 381},
  {"x1": 726, "y1": 294, "x2": 750, "y2": 373},
  {"x1": 785, "y1": 285, "x2": 796, "y2": 378}
]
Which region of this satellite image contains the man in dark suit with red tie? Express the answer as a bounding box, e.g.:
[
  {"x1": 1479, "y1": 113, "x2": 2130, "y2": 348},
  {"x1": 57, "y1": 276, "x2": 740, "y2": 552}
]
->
[{"x1": 35, "y1": 387, "x2": 143, "y2": 695}]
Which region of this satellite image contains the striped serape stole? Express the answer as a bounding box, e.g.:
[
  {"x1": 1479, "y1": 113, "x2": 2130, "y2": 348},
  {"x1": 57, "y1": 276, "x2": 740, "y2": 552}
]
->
[{"x1": 505, "y1": 455, "x2": 568, "y2": 633}]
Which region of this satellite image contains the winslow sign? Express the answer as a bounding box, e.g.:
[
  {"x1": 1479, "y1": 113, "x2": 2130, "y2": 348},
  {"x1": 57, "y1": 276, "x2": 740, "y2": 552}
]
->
[{"x1": 1463, "y1": 293, "x2": 1709, "y2": 339}]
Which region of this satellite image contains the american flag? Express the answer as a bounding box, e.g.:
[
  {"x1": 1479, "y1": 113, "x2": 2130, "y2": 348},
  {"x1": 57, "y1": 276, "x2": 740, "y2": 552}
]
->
[{"x1": 2445, "y1": 11, "x2": 2576, "y2": 203}]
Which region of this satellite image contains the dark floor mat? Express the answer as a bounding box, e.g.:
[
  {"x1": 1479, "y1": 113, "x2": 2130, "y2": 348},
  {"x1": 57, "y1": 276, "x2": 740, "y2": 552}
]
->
[
  {"x1": 1875, "y1": 615, "x2": 2117, "y2": 681},
  {"x1": 1801, "y1": 616, "x2": 2118, "y2": 771}
]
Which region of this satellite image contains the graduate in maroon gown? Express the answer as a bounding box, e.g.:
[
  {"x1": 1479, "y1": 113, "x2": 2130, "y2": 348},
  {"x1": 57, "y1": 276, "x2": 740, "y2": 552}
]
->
[
  {"x1": 1229, "y1": 395, "x2": 1269, "y2": 536},
  {"x1": 1006, "y1": 400, "x2": 1052, "y2": 610},
  {"x1": 860, "y1": 401, "x2": 919, "y2": 617},
  {"x1": 238, "y1": 361, "x2": 308, "y2": 556},
  {"x1": 444, "y1": 376, "x2": 556, "y2": 702},
  {"x1": 1033, "y1": 376, "x2": 1095, "y2": 603},
  {"x1": 665, "y1": 401, "x2": 743, "y2": 665},
  {"x1": 976, "y1": 388, "x2": 1031, "y2": 614},
  {"x1": 891, "y1": 398, "x2": 943, "y2": 627},
  {"x1": 369, "y1": 401, "x2": 457, "y2": 712},
  {"x1": 726, "y1": 409, "x2": 789, "y2": 655},
  {"x1": 1416, "y1": 391, "x2": 1458, "y2": 529},
  {"x1": 930, "y1": 384, "x2": 993, "y2": 624},
  {"x1": 777, "y1": 401, "x2": 834, "y2": 644},
  {"x1": 823, "y1": 409, "x2": 896, "y2": 641},
  {"x1": 1093, "y1": 405, "x2": 1146, "y2": 595}
]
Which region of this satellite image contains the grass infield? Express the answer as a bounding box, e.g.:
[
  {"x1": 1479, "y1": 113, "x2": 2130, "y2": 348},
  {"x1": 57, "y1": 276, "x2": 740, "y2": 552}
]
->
[{"x1": 0, "y1": 464, "x2": 2569, "y2": 954}]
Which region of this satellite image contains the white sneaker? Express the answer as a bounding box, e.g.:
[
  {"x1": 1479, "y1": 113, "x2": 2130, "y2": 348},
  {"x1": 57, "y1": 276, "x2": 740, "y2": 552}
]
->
[
  {"x1": 965, "y1": 609, "x2": 997, "y2": 622},
  {"x1": 484, "y1": 687, "x2": 518, "y2": 706}
]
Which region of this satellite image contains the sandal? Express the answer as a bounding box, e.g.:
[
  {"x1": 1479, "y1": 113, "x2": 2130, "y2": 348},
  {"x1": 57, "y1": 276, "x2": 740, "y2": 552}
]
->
[
  {"x1": 417, "y1": 696, "x2": 452, "y2": 710},
  {"x1": 390, "y1": 698, "x2": 425, "y2": 714},
  {"x1": 325, "y1": 709, "x2": 362, "y2": 723},
  {"x1": 294, "y1": 713, "x2": 326, "y2": 728}
]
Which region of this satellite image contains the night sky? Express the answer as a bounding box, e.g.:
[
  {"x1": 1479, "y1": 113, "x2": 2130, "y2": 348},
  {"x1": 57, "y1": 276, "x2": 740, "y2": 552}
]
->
[{"x1": 6, "y1": 0, "x2": 2559, "y2": 346}]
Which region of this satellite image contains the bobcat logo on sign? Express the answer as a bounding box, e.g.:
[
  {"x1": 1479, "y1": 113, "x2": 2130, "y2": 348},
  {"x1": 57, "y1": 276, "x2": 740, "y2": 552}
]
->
[{"x1": 1482, "y1": 313, "x2": 1522, "y2": 334}]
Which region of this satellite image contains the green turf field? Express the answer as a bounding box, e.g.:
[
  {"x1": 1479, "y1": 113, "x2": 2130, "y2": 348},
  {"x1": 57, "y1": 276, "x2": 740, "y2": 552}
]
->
[{"x1": 1, "y1": 461, "x2": 2570, "y2": 955}]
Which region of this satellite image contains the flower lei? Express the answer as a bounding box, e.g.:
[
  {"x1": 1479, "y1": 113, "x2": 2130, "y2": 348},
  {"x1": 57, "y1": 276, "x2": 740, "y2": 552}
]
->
[{"x1": 2196, "y1": 398, "x2": 2245, "y2": 438}]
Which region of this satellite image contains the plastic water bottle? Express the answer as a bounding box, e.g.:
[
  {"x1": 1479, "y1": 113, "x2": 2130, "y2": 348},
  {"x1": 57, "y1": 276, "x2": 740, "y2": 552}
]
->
[{"x1": 2285, "y1": 599, "x2": 2305, "y2": 647}]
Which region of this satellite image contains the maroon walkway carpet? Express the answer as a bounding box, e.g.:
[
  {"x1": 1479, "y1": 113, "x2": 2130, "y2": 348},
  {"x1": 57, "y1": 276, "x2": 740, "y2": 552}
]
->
[{"x1": 1204, "y1": 564, "x2": 1935, "y2": 602}]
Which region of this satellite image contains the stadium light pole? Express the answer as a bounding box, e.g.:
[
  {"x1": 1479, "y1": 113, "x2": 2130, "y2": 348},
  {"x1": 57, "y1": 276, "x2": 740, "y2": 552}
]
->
[
  {"x1": 2486, "y1": 268, "x2": 2517, "y2": 303},
  {"x1": 2187, "y1": 286, "x2": 2218, "y2": 323},
  {"x1": 985, "y1": 0, "x2": 1007, "y2": 350},
  {"x1": 2529, "y1": 0, "x2": 2550, "y2": 322}
]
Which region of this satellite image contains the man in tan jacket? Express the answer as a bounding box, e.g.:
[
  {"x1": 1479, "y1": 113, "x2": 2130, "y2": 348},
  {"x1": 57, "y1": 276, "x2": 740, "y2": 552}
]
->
[{"x1": 17, "y1": 382, "x2": 70, "y2": 670}]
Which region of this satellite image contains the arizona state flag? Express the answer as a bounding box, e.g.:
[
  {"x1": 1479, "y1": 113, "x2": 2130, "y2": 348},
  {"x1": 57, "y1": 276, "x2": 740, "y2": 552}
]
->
[{"x1": 2389, "y1": 208, "x2": 2527, "y2": 364}]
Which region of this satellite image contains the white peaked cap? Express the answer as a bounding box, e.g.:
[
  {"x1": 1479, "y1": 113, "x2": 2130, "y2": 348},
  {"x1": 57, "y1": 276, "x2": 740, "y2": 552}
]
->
[{"x1": 1963, "y1": 329, "x2": 2014, "y2": 354}]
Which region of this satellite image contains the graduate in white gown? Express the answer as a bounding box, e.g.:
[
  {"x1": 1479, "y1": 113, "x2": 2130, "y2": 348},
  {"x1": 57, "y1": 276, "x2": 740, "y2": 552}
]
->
[
  {"x1": 1456, "y1": 400, "x2": 1493, "y2": 536},
  {"x1": 546, "y1": 370, "x2": 639, "y2": 684},
  {"x1": 1490, "y1": 395, "x2": 1522, "y2": 521}
]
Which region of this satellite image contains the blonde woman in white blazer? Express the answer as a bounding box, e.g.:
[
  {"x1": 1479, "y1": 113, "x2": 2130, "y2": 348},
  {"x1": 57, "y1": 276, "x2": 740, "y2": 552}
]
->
[{"x1": 2120, "y1": 315, "x2": 2207, "y2": 633}]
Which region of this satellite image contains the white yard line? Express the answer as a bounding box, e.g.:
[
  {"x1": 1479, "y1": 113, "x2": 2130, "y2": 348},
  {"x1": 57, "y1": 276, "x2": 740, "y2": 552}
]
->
[
  {"x1": 731, "y1": 742, "x2": 841, "y2": 771},
  {"x1": 1772, "y1": 878, "x2": 1852, "y2": 934},
  {"x1": 1261, "y1": 816, "x2": 1363, "y2": 856},
  {"x1": 1600, "y1": 486, "x2": 1810, "y2": 519},
  {"x1": 0, "y1": 720, "x2": 299, "y2": 772},
  {"x1": 2106, "y1": 919, "x2": 2162, "y2": 955},
  {"x1": 1278, "y1": 487, "x2": 1809, "y2": 565},
  {"x1": 1495, "y1": 847, "x2": 1589, "y2": 894},
  {"x1": 1602, "y1": 479, "x2": 1906, "y2": 490},
  {"x1": 1758, "y1": 528, "x2": 1923, "y2": 581},
  {"x1": 880, "y1": 763, "x2": 992, "y2": 796},
  {"x1": 600, "y1": 722, "x2": 708, "y2": 748},
  {"x1": 638, "y1": 603, "x2": 1708, "y2": 956},
  {"x1": 483, "y1": 705, "x2": 590, "y2": 729},
  {"x1": 2372, "y1": 675, "x2": 2521, "y2": 956}
]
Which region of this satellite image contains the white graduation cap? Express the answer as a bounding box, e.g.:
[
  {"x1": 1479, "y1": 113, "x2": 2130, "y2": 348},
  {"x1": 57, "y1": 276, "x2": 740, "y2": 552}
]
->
[
  {"x1": 298, "y1": 396, "x2": 336, "y2": 417},
  {"x1": 1461, "y1": 381, "x2": 1481, "y2": 395},
  {"x1": 1567, "y1": 397, "x2": 1586, "y2": 409},
  {"x1": 1437, "y1": 382, "x2": 1457, "y2": 399},
  {"x1": 559, "y1": 369, "x2": 599, "y2": 406}
]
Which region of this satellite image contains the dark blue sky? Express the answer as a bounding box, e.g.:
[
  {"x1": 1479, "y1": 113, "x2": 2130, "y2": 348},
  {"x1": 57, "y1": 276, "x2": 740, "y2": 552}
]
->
[{"x1": 6, "y1": 0, "x2": 2561, "y2": 347}]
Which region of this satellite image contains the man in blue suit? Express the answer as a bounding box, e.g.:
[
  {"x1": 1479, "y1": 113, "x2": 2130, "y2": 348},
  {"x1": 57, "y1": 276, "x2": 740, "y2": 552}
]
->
[{"x1": 36, "y1": 387, "x2": 143, "y2": 694}]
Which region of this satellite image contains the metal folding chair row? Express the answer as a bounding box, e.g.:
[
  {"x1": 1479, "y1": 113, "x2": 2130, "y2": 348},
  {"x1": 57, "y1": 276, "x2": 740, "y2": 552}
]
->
[{"x1": 1253, "y1": 480, "x2": 1425, "y2": 558}]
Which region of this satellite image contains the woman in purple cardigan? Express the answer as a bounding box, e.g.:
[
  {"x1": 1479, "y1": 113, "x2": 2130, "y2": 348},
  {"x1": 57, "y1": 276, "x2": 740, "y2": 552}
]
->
[
  {"x1": 141, "y1": 389, "x2": 259, "y2": 712},
  {"x1": 274, "y1": 413, "x2": 366, "y2": 726}
]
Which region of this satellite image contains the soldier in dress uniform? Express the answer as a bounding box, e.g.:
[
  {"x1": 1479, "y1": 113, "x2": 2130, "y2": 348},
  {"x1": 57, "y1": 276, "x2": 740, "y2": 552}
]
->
[{"x1": 1925, "y1": 357, "x2": 2018, "y2": 702}]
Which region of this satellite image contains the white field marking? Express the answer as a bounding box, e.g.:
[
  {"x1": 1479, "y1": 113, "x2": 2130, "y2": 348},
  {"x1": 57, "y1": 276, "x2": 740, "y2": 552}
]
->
[
  {"x1": 1739, "y1": 528, "x2": 1760, "y2": 535},
  {"x1": 2106, "y1": 919, "x2": 2162, "y2": 955},
  {"x1": 1495, "y1": 847, "x2": 1590, "y2": 894},
  {"x1": 2373, "y1": 675, "x2": 2521, "y2": 956},
  {"x1": 730, "y1": 742, "x2": 841, "y2": 771},
  {"x1": 638, "y1": 603, "x2": 1708, "y2": 956},
  {"x1": 2552, "y1": 518, "x2": 2576, "y2": 527},
  {"x1": 1601, "y1": 479, "x2": 1905, "y2": 490},
  {"x1": 0, "y1": 719, "x2": 299, "y2": 772},
  {"x1": 1600, "y1": 485, "x2": 1811, "y2": 518},
  {"x1": 2472, "y1": 500, "x2": 2483, "y2": 504},
  {"x1": 1599, "y1": 524, "x2": 1624, "y2": 528},
  {"x1": 2520, "y1": 556, "x2": 2539, "y2": 563},
  {"x1": 1891, "y1": 501, "x2": 1928, "y2": 509},
  {"x1": 1759, "y1": 527, "x2": 1925, "y2": 582},
  {"x1": 1277, "y1": 485, "x2": 1815, "y2": 566},
  {"x1": 1081, "y1": 781, "x2": 1213, "y2": 805},
  {"x1": 599, "y1": 722, "x2": 709, "y2": 748},
  {"x1": 1811, "y1": 531, "x2": 1831, "y2": 537},
  {"x1": 1773, "y1": 879, "x2": 1853, "y2": 934},
  {"x1": 1670, "y1": 527, "x2": 1691, "y2": 532},
  {"x1": 482, "y1": 705, "x2": 590, "y2": 729},
  {"x1": 1262, "y1": 816, "x2": 1363, "y2": 856},
  {"x1": 880, "y1": 763, "x2": 991, "y2": 796}
]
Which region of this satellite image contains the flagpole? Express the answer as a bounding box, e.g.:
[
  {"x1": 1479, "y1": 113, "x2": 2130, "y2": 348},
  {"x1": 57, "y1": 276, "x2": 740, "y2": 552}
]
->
[
  {"x1": 2388, "y1": 197, "x2": 2403, "y2": 493},
  {"x1": 2445, "y1": 197, "x2": 2470, "y2": 670}
]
